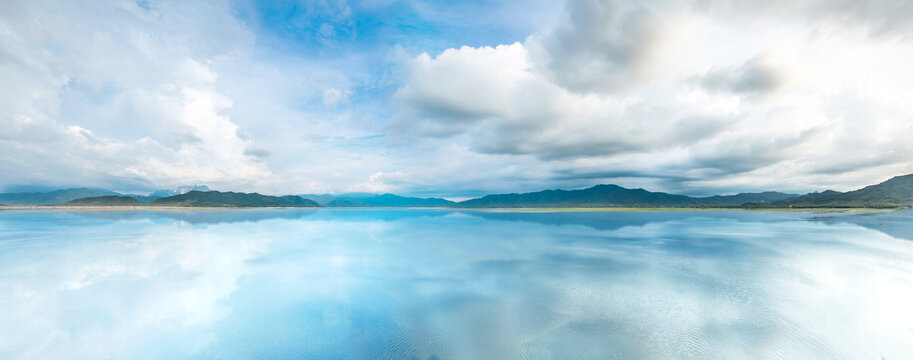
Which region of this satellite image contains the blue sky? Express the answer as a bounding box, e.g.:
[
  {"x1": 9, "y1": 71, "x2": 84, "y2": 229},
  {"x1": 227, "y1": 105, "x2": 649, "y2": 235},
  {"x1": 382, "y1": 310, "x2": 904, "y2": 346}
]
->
[
  {"x1": 1, "y1": 0, "x2": 912, "y2": 197},
  {"x1": 240, "y1": 0, "x2": 552, "y2": 53}
]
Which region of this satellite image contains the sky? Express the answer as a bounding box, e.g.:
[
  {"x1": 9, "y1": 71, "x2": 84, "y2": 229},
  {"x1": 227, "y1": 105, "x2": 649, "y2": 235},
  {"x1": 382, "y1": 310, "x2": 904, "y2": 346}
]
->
[{"x1": 1, "y1": 0, "x2": 912, "y2": 197}]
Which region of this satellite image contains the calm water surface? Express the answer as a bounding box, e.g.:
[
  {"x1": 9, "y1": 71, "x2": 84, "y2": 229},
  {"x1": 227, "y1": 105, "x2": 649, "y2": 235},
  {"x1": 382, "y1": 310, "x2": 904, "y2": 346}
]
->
[{"x1": 1, "y1": 209, "x2": 913, "y2": 359}]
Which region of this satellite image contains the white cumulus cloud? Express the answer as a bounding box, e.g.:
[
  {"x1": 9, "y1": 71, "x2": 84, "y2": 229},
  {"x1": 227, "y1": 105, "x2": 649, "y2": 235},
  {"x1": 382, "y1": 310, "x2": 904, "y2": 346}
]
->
[{"x1": 389, "y1": 0, "x2": 913, "y2": 194}]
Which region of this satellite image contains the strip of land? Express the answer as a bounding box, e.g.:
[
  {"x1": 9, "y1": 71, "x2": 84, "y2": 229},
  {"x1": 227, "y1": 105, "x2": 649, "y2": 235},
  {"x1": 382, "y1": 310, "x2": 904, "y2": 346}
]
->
[
  {"x1": 474, "y1": 207, "x2": 898, "y2": 213},
  {"x1": 2, "y1": 173, "x2": 913, "y2": 210},
  {"x1": 0, "y1": 205, "x2": 251, "y2": 211},
  {"x1": 0, "y1": 205, "x2": 899, "y2": 214}
]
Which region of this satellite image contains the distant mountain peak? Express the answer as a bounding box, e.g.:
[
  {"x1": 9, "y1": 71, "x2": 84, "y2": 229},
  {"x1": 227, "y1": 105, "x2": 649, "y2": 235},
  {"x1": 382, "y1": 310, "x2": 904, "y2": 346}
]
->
[
  {"x1": 1, "y1": 184, "x2": 65, "y2": 193},
  {"x1": 0, "y1": 188, "x2": 119, "y2": 206},
  {"x1": 784, "y1": 173, "x2": 913, "y2": 207},
  {"x1": 149, "y1": 185, "x2": 211, "y2": 198},
  {"x1": 885, "y1": 173, "x2": 913, "y2": 183},
  {"x1": 313, "y1": 193, "x2": 456, "y2": 207}
]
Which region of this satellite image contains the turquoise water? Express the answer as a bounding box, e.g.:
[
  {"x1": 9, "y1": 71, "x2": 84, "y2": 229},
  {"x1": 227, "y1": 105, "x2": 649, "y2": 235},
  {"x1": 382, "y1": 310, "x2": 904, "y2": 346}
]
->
[{"x1": 1, "y1": 209, "x2": 913, "y2": 359}]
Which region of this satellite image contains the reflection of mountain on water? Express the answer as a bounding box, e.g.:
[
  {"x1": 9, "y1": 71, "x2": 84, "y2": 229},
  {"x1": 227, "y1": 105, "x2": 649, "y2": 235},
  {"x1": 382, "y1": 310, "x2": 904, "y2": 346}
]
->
[
  {"x1": 157, "y1": 209, "x2": 321, "y2": 225},
  {"x1": 461, "y1": 209, "x2": 913, "y2": 242},
  {"x1": 16, "y1": 207, "x2": 913, "y2": 240},
  {"x1": 68, "y1": 208, "x2": 319, "y2": 225},
  {"x1": 64, "y1": 208, "x2": 454, "y2": 226},
  {"x1": 811, "y1": 209, "x2": 913, "y2": 241},
  {"x1": 458, "y1": 210, "x2": 812, "y2": 232}
]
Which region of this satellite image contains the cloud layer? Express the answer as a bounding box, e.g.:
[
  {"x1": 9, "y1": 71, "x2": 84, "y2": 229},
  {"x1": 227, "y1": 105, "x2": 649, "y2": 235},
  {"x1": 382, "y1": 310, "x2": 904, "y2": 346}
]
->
[
  {"x1": 1, "y1": 0, "x2": 912, "y2": 196},
  {"x1": 0, "y1": 0, "x2": 273, "y2": 191},
  {"x1": 390, "y1": 0, "x2": 913, "y2": 195}
]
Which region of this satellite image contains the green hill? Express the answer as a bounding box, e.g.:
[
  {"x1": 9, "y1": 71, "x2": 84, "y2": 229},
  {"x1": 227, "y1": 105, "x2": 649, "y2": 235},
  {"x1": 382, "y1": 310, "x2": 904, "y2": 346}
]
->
[
  {"x1": 0, "y1": 188, "x2": 120, "y2": 205},
  {"x1": 298, "y1": 194, "x2": 339, "y2": 206},
  {"x1": 63, "y1": 196, "x2": 144, "y2": 206},
  {"x1": 7, "y1": 173, "x2": 911, "y2": 209},
  {"x1": 695, "y1": 191, "x2": 797, "y2": 206},
  {"x1": 454, "y1": 185, "x2": 799, "y2": 208},
  {"x1": 455, "y1": 184, "x2": 700, "y2": 208},
  {"x1": 150, "y1": 191, "x2": 320, "y2": 207},
  {"x1": 781, "y1": 190, "x2": 844, "y2": 205},
  {"x1": 784, "y1": 174, "x2": 913, "y2": 207},
  {"x1": 455, "y1": 185, "x2": 797, "y2": 208},
  {"x1": 126, "y1": 194, "x2": 163, "y2": 203}
]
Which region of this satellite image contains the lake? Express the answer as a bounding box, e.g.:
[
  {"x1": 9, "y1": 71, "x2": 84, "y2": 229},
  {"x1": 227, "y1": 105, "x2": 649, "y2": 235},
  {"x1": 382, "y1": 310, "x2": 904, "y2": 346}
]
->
[{"x1": 1, "y1": 209, "x2": 912, "y2": 359}]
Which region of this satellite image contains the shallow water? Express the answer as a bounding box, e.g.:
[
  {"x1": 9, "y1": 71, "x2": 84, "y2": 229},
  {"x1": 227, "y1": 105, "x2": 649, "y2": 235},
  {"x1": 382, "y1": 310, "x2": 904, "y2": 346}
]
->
[{"x1": 1, "y1": 209, "x2": 912, "y2": 359}]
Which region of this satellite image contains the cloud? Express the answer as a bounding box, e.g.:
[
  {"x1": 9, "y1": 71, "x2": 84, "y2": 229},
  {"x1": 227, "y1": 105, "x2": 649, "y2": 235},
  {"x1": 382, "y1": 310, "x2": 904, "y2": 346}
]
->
[
  {"x1": 321, "y1": 88, "x2": 348, "y2": 107},
  {"x1": 0, "y1": 216, "x2": 273, "y2": 358},
  {"x1": 2, "y1": 0, "x2": 913, "y2": 196},
  {"x1": 527, "y1": 0, "x2": 661, "y2": 93},
  {"x1": 391, "y1": 43, "x2": 735, "y2": 160},
  {"x1": 697, "y1": 57, "x2": 783, "y2": 95},
  {"x1": 0, "y1": 0, "x2": 280, "y2": 191},
  {"x1": 388, "y1": 0, "x2": 913, "y2": 194},
  {"x1": 243, "y1": 147, "x2": 271, "y2": 160}
]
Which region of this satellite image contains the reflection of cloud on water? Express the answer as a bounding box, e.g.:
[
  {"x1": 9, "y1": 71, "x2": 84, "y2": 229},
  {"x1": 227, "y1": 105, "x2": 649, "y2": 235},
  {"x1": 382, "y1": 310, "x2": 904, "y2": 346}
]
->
[
  {"x1": 64, "y1": 208, "x2": 319, "y2": 225},
  {"x1": 458, "y1": 209, "x2": 813, "y2": 232},
  {"x1": 377, "y1": 215, "x2": 913, "y2": 359},
  {"x1": 1, "y1": 210, "x2": 913, "y2": 359},
  {"x1": 62, "y1": 207, "x2": 453, "y2": 227},
  {"x1": 0, "y1": 217, "x2": 275, "y2": 359}
]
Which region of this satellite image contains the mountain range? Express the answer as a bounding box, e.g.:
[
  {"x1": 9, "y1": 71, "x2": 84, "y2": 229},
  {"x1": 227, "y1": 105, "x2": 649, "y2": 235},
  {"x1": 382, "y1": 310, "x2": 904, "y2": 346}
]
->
[
  {"x1": 148, "y1": 191, "x2": 319, "y2": 207},
  {"x1": 0, "y1": 188, "x2": 119, "y2": 206},
  {"x1": 454, "y1": 185, "x2": 797, "y2": 208},
  {"x1": 64, "y1": 196, "x2": 144, "y2": 206},
  {"x1": 2, "y1": 173, "x2": 913, "y2": 208},
  {"x1": 146, "y1": 185, "x2": 211, "y2": 199},
  {"x1": 303, "y1": 193, "x2": 455, "y2": 207},
  {"x1": 777, "y1": 174, "x2": 913, "y2": 208}
]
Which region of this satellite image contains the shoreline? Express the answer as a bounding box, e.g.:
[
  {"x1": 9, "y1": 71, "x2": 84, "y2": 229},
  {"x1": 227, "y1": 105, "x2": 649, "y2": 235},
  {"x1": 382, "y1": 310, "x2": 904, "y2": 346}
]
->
[
  {"x1": 0, "y1": 205, "x2": 900, "y2": 213},
  {"x1": 470, "y1": 207, "x2": 898, "y2": 213},
  {"x1": 0, "y1": 205, "x2": 286, "y2": 211}
]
